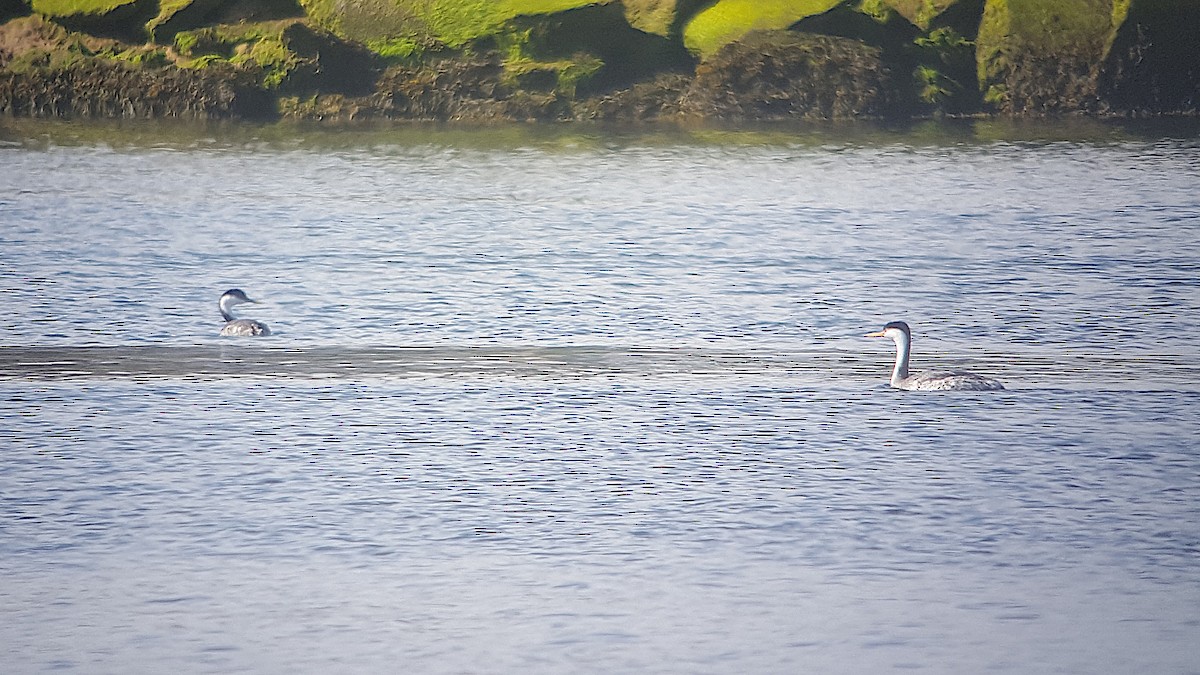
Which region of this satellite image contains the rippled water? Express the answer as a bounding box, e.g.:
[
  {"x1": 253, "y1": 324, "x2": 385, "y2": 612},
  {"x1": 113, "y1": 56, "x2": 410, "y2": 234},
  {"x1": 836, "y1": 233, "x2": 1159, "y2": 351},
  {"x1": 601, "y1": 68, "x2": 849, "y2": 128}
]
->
[{"x1": 2, "y1": 118, "x2": 1199, "y2": 674}]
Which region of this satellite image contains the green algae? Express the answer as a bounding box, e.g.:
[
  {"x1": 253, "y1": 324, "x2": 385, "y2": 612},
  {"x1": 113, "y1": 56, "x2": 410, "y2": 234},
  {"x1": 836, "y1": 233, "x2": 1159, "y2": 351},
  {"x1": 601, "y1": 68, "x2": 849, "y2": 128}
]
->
[
  {"x1": 148, "y1": 0, "x2": 193, "y2": 30},
  {"x1": 504, "y1": 53, "x2": 603, "y2": 96},
  {"x1": 682, "y1": 0, "x2": 841, "y2": 58},
  {"x1": 172, "y1": 21, "x2": 298, "y2": 88},
  {"x1": 911, "y1": 25, "x2": 975, "y2": 109},
  {"x1": 425, "y1": 0, "x2": 598, "y2": 47},
  {"x1": 883, "y1": 0, "x2": 962, "y2": 28},
  {"x1": 300, "y1": 0, "x2": 610, "y2": 50},
  {"x1": 622, "y1": 0, "x2": 680, "y2": 36},
  {"x1": 30, "y1": 0, "x2": 136, "y2": 16}
]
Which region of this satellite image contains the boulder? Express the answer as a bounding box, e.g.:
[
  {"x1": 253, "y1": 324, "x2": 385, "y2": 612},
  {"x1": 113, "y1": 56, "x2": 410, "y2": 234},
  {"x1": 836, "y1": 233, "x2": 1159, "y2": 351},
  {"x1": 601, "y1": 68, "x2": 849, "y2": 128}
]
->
[
  {"x1": 574, "y1": 71, "x2": 690, "y2": 120},
  {"x1": 368, "y1": 52, "x2": 566, "y2": 121},
  {"x1": 503, "y1": 2, "x2": 693, "y2": 95},
  {"x1": 976, "y1": 0, "x2": 1116, "y2": 114},
  {"x1": 1099, "y1": 0, "x2": 1200, "y2": 114},
  {"x1": 682, "y1": 29, "x2": 897, "y2": 119},
  {"x1": 0, "y1": 56, "x2": 272, "y2": 117},
  {"x1": 172, "y1": 20, "x2": 378, "y2": 94}
]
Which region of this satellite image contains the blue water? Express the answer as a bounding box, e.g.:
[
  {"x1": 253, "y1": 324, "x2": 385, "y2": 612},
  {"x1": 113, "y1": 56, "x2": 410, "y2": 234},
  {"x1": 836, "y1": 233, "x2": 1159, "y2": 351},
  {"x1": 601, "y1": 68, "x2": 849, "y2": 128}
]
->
[{"x1": 2, "y1": 118, "x2": 1199, "y2": 674}]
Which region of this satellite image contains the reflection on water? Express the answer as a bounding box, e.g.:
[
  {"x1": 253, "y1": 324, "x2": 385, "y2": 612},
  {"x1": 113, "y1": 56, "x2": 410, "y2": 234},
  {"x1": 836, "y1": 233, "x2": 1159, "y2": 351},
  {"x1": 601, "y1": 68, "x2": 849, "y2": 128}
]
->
[{"x1": 2, "y1": 119, "x2": 1199, "y2": 674}]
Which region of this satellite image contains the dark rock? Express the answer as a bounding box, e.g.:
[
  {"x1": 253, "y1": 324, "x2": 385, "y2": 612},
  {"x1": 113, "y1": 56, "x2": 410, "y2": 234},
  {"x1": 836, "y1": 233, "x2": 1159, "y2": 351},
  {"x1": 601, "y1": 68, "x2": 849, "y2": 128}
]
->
[
  {"x1": 369, "y1": 53, "x2": 566, "y2": 121},
  {"x1": 152, "y1": 0, "x2": 304, "y2": 43},
  {"x1": 1099, "y1": 0, "x2": 1200, "y2": 115},
  {"x1": 926, "y1": 0, "x2": 985, "y2": 39},
  {"x1": 504, "y1": 2, "x2": 694, "y2": 95},
  {"x1": 574, "y1": 72, "x2": 690, "y2": 120},
  {"x1": 682, "y1": 30, "x2": 898, "y2": 120},
  {"x1": 50, "y1": 0, "x2": 157, "y2": 43},
  {"x1": 280, "y1": 22, "x2": 379, "y2": 96},
  {"x1": 1, "y1": 0, "x2": 30, "y2": 24},
  {"x1": 0, "y1": 59, "x2": 273, "y2": 118},
  {"x1": 792, "y1": 2, "x2": 920, "y2": 52}
]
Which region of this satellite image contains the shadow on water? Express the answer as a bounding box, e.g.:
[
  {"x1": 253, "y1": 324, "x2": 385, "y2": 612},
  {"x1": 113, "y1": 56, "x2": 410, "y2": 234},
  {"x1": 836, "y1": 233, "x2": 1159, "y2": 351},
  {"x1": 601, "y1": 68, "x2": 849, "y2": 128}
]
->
[{"x1": 1, "y1": 345, "x2": 1196, "y2": 390}]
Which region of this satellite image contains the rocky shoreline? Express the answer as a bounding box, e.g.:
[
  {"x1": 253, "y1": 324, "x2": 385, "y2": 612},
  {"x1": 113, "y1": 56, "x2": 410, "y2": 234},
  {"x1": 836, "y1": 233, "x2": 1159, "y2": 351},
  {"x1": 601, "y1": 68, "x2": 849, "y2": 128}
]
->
[{"x1": 1, "y1": 1, "x2": 1197, "y2": 123}]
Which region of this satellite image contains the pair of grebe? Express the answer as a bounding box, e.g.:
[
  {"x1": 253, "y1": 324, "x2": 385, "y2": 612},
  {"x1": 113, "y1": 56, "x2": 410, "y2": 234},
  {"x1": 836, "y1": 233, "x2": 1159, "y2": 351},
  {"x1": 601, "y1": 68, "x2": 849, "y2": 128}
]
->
[{"x1": 217, "y1": 291, "x2": 1001, "y2": 391}]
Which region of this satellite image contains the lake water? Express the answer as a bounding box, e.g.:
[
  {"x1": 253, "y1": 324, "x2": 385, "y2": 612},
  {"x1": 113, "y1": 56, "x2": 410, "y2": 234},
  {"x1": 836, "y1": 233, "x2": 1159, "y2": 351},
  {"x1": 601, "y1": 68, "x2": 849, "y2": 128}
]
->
[{"x1": 2, "y1": 118, "x2": 1199, "y2": 674}]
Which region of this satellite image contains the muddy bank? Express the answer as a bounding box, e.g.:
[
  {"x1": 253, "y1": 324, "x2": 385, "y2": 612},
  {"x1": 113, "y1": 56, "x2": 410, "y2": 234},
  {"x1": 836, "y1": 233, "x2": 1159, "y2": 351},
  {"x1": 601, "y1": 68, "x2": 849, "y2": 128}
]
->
[{"x1": 1, "y1": 1, "x2": 1197, "y2": 122}]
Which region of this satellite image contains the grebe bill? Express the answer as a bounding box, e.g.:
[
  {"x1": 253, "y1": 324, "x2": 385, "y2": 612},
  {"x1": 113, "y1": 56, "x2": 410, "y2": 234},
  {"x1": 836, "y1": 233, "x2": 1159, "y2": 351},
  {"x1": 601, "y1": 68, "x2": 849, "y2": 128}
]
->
[
  {"x1": 866, "y1": 321, "x2": 1002, "y2": 391},
  {"x1": 219, "y1": 289, "x2": 271, "y2": 337}
]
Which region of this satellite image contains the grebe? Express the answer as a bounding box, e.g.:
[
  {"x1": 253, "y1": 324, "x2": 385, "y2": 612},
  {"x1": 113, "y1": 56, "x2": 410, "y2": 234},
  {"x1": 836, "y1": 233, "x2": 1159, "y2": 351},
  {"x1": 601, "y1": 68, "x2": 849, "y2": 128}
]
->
[
  {"x1": 219, "y1": 289, "x2": 271, "y2": 337},
  {"x1": 866, "y1": 321, "x2": 1003, "y2": 391}
]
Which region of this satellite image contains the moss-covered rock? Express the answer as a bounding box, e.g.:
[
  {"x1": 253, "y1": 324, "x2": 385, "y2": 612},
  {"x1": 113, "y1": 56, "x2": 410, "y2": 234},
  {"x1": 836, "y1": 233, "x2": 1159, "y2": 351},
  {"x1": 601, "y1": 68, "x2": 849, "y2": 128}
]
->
[
  {"x1": 623, "y1": 0, "x2": 679, "y2": 36},
  {"x1": 31, "y1": 0, "x2": 133, "y2": 14},
  {"x1": 682, "y1": 29, "x2": 897, "y2": 119},
  {"x1": 4, "y1": 0, "x2": 1199, "y2": 121},
  {"x1": 976, "y1": 0, "x2": 1116, "y2": 114},
  {"x1": 502, "y1": 2, "x2": 693, "y2": 95},
  {"x1": 1, "y1": 12, "x2": 68, "y2": 67},
  {"x1": 622, "y1": 0, "x2": 711, "y2": 37},
  {"x1": 682, "y1": 0, "x2": 841, "y2": 58},
  {"x1": 298, "y1": 0, "x2": 606, "y2": 51},
  {"x1": 172, "y1": 19, "x2": 377, "y2": 94},
  {"x1": 882, "y1": 0, "x2": 962, "y2": 29},
  {"x1": 0, "y1": 12, "x2": 141, "y2": 70}
]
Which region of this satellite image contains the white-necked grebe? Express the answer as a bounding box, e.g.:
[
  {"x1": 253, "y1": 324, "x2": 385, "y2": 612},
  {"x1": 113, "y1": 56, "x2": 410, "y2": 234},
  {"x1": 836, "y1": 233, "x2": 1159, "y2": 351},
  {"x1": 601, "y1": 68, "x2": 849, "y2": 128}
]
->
[
  {"x1": 219, "y1": 289, "x2": 270, "y2": 337},
  {"x1": 866, "y1": 321, "x2": 1002, "y2": 391}
]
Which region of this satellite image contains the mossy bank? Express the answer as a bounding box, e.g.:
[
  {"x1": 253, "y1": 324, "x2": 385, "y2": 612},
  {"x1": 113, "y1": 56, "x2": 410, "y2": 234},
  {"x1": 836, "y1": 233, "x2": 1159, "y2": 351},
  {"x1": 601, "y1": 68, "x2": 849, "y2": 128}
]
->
[{"x1": 1, "y1": 0, "x2": 1197, "y2": 122}]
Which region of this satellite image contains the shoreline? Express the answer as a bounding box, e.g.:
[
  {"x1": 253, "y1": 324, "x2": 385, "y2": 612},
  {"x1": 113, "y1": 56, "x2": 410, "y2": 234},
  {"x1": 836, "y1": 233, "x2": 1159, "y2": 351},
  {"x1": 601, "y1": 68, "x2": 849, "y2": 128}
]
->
[{"x1": 2, "y1": 2, "x2": 1198, "y2": 125}]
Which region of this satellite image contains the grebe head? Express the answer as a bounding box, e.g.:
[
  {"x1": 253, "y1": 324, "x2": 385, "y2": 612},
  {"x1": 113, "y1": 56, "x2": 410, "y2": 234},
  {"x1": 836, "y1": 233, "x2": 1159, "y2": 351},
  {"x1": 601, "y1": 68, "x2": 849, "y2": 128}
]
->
[
  {"x1": 219, "y1": 288, "x2": 258, "y2": 322},
  {"x1": 220, "y1": 288, "x2": 255, "y2": 306},
  {"x1": 865, "y1": 321, "x2": 911, "y2": 343}
]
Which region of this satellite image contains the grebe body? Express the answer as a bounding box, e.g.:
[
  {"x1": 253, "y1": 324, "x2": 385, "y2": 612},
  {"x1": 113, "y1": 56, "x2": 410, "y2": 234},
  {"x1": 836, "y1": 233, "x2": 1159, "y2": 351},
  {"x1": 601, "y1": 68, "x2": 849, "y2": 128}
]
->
[
  {"x1": 219, "y1": 289, "x2": 271, "y2": 337},
  {"x1": 866, "y1": 321, "x2": 1002, "y2": 391}
]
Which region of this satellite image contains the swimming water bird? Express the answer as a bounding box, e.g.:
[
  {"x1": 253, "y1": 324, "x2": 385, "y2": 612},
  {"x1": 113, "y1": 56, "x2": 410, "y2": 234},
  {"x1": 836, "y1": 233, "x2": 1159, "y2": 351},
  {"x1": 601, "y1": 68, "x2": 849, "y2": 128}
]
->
[
  {"x1": 866, "y1": 321, "x2": 1003, "y2": 391},
  {"x1": 218, "y1": 289, "x2": 271, "y2": 337}
]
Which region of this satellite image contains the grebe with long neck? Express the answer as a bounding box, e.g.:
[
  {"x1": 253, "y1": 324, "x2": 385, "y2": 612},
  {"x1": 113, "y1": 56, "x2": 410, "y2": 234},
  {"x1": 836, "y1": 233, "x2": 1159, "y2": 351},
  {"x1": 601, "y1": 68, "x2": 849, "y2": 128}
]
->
[
  {"x1": 865, "y1": 321, "x2": 1002, "y2": 391},
  {"x1": 219, "y1": 289, "x2": 270, "y2": 337}
]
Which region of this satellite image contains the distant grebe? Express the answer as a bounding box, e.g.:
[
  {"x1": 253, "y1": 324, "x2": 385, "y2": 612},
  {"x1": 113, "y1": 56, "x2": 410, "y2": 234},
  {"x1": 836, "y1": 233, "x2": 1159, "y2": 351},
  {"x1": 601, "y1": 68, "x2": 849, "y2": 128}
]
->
[
  {"x1": 866, "y1": 321, "x2": 1003, "y2": 391},
  {"x1": 218, "y1": 289, "x2": 271, "y2": 337}
]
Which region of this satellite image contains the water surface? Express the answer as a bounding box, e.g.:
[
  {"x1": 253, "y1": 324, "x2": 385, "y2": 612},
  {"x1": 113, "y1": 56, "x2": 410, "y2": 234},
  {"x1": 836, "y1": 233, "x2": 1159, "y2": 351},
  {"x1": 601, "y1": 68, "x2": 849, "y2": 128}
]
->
[{"x1": 2, "y1": 118, "x2": 1199, "y2": 674}]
